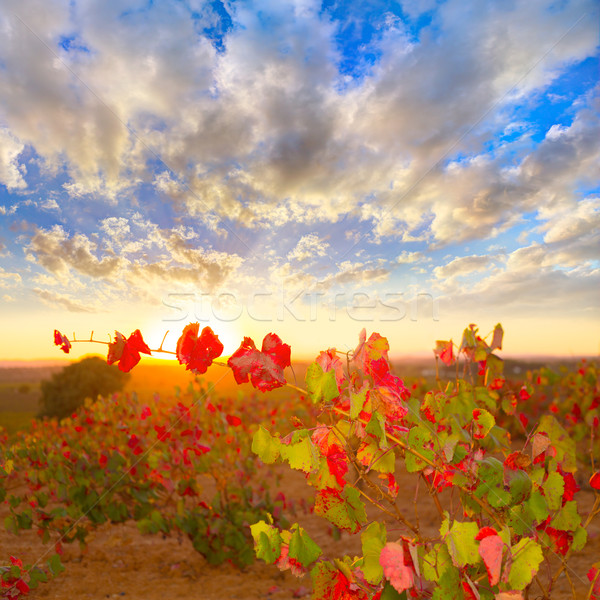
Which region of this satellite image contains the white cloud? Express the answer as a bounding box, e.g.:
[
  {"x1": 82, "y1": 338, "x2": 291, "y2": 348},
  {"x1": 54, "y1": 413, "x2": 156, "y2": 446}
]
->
[
  {"x1": 25, "y1": 222, "x2": 244, "y2": 299},
  {"x1": 317, "y1": 260, "x2": 389, "y2": 290},
  {"x1": 541, "y1": 196, "x2": 599, "y2": 252},
  {"x1": 31, "y1": 273, "x2": 63, "y2": 287},
  {"x1": 0, "y1": 128, "x2": 26, "y2": 190},
  {"x1": 433, "y1": 255, "x2": 493, "y2": 280},
  {"x1": 436, "y1": 241, "x2": 600, "y2": 318},
  {"x1": 40, "y1": 197, "x2": 59, "y2": 210},
  {"x1": 0, "y1": 0, "x2": 595, "y2": 242},
  {"x1": 287, "y1": 234, "x2": 329, "y2": 261},
  {"x1": 100, "y1": 217, "x2": 130, "y2": 240},
  {"x1": 397, "y1": 251, "x2": 425, "y2": 264},
  {"x1": 124, "y1": 229, "x2": 244, "y2": 294},
  {"x1": 0, "y1": 268, "x2": 22, "y2": 287},
  {"x1": 27, "y1": 225, "x2": 123, "y2": 279}
]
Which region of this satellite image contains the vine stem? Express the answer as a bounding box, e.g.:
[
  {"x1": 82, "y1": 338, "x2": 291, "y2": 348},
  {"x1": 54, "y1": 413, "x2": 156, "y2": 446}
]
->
[
  {"x1": 332, "y1": 407, "x2": 504, "y2": 529},
  {"x1": 564, "y1": 568, "x2": 577, "y2": 600},
  {"x1": 330, "y1": 423, "x2": 420, "y2": 539},
  {"x1": 549, "y1": 495, "x2": 600, "y2": 590},
  {"x1": 283, "y1": 378, "x2": 504, "y2": 530},
  {"x1": 66, "y1": 337, "x2": 178, "y2": 356},
  {"x1": 534, "y1": 574, "x2": 549, "y2": 599},
  {"x1": 356, "y1": 487, "x2": 419, "y2": 536},
  {"x1": 286, "y1": 382, "x2": 308, "y2": 395},
  {"x1": 434, "y1": 355, "x2": 444, "y2": 392},
  {"x1": 420, "y1": 473, "x2": 444, "y2": 519},
  {"x1": 591, "y1": 427, "x2": 596, "y2": 473}
]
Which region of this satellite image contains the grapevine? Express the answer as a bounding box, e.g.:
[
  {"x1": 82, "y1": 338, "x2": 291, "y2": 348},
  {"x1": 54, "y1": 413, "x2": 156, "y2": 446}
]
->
[{"x1": 0, "y1": 323, "x2": 598, "y2": 599}]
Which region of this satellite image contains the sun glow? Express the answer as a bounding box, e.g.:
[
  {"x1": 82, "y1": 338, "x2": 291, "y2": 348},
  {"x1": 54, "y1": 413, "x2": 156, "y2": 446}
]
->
[{"x1": 142, "y1": 319, "x2": 243, "y2": 361}]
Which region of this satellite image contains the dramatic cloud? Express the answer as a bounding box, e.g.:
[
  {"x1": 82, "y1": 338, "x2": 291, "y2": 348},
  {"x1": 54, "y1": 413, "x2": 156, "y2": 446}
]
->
[
  {"x1": 0, "y1": 0, "x2": 597, "y2": 357},
  {"x1": 1, "y1": 0, "x2": 596, "y2": 237},
  {"x1": 27, "y1": 225, "x2": 124, "y2": 279},
  {"x1": 25, "y1": 222, "x2": 244, "y2": 304}
]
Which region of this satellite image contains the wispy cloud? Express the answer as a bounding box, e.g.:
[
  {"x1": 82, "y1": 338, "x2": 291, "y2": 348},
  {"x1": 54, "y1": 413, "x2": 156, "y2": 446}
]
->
[
  {"x1": 33, "y1": 287, "x2": 98, "y2": 313},
  {"x1": 0, "y1": 0, "x2": 598, "y2": 356}
]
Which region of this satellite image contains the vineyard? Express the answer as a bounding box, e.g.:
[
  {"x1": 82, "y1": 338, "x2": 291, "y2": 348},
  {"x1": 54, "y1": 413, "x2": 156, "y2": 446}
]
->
[{"x1": 1, "y1": 324, "x2": 599, "y2": 600}]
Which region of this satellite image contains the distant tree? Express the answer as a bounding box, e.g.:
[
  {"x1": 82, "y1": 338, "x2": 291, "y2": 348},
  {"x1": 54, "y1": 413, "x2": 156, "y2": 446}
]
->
[{"x1": 38, "y1": 356, "x2": 130, "y2": 420}]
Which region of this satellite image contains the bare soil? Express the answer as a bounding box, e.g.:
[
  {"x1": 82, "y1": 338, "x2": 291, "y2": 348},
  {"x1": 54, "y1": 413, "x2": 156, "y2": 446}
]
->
[{"x1": 2, "y1": 464, "x2": 598, "y2": 599}]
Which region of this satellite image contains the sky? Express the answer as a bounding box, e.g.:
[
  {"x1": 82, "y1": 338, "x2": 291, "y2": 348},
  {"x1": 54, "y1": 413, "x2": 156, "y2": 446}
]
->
[{"x1": 0, "y1": 0, "x2": 599, "y2": 363}]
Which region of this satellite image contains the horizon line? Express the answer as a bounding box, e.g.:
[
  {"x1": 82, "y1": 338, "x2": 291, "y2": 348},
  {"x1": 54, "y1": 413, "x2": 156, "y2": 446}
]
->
[{"x1": 1, "y1": 352, "x2": 597, "y2": 369}]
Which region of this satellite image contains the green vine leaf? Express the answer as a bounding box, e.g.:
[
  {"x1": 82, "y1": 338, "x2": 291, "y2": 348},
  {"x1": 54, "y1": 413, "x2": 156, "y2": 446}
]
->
[
  {"x1": 445, "y1": 520, "x2": 480, "y2": 568},
  {"x1": 361, "y1": 521, "x2": 387, "y2": 584},
  {"x1": 507, "y1": 538, "x2": 543, "y2": 590},
  {"x1": 306, "y1": 363, "x2": 339, "y2": 404},
  {"x1": 405, "y1": 425, "x2": 434, "y2": 472},
  {"x1": 250, "y1": 520, "x2": 281, "y2": 564},
  {"x1": 289, "y1": 525, "x2": 322, "y2": 567},
  {"x1": 280, "y1": 436, "x2": 318, "y2": 473},
  {"x1": 252, "y1": 425, "x2": 281, "y2": 464},
  {"x1": 314, "y1": 485, "x2": 367, "y2": 533}
]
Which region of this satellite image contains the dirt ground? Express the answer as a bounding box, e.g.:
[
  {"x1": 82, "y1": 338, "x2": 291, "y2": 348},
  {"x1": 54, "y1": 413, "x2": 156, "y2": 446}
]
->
[{"x1": 2, "y1": 464, "x2": 598, "y2": 600}]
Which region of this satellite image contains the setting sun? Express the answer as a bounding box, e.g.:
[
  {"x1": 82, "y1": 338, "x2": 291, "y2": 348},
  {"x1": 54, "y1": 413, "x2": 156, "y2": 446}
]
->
[{"x1": 0, "y1": 2, "x2": 599, "y2": 598}]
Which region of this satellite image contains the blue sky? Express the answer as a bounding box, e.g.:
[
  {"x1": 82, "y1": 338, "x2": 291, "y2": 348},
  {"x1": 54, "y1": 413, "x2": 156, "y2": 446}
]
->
[{"x1": 0, "y1": 0, "x2": 598, "y2": 361}]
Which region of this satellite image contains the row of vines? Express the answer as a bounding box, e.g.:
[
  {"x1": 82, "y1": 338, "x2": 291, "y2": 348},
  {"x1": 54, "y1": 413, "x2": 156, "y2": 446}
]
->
[{"x1": 1, "y1": 323, "x2": 599, "y2": 599}]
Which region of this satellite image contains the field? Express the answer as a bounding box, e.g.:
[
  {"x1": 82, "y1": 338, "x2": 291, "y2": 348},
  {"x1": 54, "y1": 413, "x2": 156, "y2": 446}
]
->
[
  {"x1": 2, "y1": 465, "x2": 596, "y2": 600},
  {"x1": 1, "y1": 336, "x2": 599, "y2": 600}
]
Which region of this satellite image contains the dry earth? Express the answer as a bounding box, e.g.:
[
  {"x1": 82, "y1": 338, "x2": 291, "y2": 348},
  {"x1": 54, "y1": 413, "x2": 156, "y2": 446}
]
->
[{"x1": 2, "y1": 462, "x2": 599, "y2": 600}]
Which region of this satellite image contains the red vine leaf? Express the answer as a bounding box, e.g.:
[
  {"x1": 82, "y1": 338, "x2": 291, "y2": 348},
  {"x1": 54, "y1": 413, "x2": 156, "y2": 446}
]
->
[
  {"x1": 379, "y1": 542, "x2": 414, "y2": 594},
  {"x1": 478, "y1": 532, "x2": 504, "y2": 586},
  {"x1": 107, "y1": 329, "x2": 152, "y2": 372},
  {"x1": 588, "y1": 566, "x2": 600, "y2": 600},
  {"x1": 519, "y1": 386, "x2": 531, "y2": 401},
  {"x1": 461, "y1": 579, "x2": 478, "y2": 600},
  {"x1": 353, "y1": 330, "x2": 390, "y2": 377},
  {"x1": 434, "y1": 340, "x2": 455, "y2": 366},
  {"x1": 559, "y1": 466, "x2": 580, "y2": 502},
  {"x1": 176, "y1": 323, "x2": 224, "y2": 374},
  {"x1": 504, "y1": 451, "x2": 531, "y2": 471},
  {"x1": 16, "y1": 579, "x2": 30, "y2": 594},
  {"x1": 316, "y1": 349, "x2": 345, "y2": 387},
  {"x1": 542, "y1": 525, "x2": 571, "y2": 556},
  {"x1": 475, "y1": 526, "x2": 498, "y2": 541},
  {"x1": 53, "y1": 329, "x2": 71, "y2": 353},
  {"x1": 590, "y1": 472, "x2": 600, "y2": 490},
  {"x1": 228, "y1": 333, "x2": 291, "y2": 392},
  {"x1": 275, "y1": 544, "x2": 306, "y2": 577},
  {"x1": 226, "y1": 414, "x2": 242, "y2": 427},
  {"x1": 311, "y1": 562, "x2": 368, "y2": 600}
]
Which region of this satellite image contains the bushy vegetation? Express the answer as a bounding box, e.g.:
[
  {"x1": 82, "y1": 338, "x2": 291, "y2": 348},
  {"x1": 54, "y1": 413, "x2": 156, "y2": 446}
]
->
[
  {"x1": 38, "y1": 356, "x2": 130, "y2": 420},
  {"x1": 1, "y1": 324, "x2": 598, "y2": 600}
]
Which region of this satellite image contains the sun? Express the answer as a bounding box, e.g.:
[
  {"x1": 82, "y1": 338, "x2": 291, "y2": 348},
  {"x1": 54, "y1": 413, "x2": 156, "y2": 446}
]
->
[{"x1": 141, "y1": 318, "x2": 242, "y2": 361}]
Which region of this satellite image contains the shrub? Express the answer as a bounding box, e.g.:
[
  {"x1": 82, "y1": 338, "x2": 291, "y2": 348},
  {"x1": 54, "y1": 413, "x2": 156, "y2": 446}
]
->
[{"x1": 38, "y1": 356, "x2": 129, "y2": 420}]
